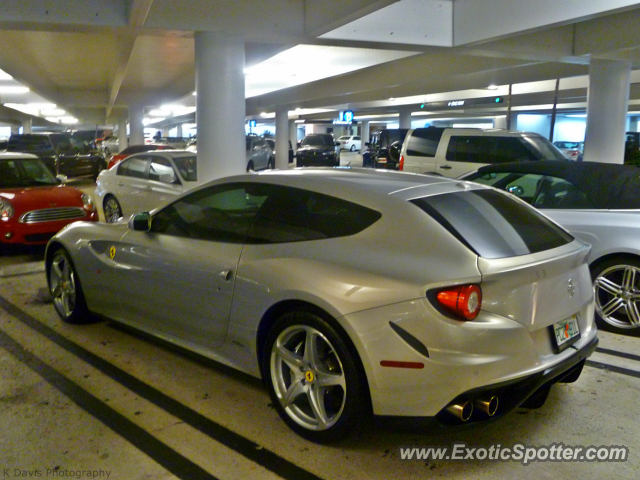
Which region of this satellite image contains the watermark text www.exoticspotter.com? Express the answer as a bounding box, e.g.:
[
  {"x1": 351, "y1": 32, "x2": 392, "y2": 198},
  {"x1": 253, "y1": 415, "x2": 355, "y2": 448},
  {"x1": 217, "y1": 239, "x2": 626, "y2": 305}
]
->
[
  {"x1": 2, "y1": 469, "x2": 111, "y2": 478},
  {"x1": 399, "y1": 443, "x2": 629, "y2": 466}
]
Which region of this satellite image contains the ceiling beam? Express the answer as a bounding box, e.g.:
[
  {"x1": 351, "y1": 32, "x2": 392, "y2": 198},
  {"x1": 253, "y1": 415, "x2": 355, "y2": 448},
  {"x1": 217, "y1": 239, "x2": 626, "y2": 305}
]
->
[{"x1": 106, "y1": 0, "x2": 154, "y2": 116}]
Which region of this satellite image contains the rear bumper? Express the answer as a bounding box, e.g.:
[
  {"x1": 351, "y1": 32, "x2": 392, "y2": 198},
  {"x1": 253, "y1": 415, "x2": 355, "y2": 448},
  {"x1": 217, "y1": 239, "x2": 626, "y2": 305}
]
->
[{"x1": 375, "y1": 335, "x2": 598, "y2": 431}]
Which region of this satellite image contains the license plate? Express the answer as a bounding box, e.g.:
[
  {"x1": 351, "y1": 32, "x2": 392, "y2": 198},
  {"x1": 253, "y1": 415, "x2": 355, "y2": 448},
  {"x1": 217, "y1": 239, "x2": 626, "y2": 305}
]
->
[{"x1": 551, "y1": 315, "x2": 581, "y2": 352}]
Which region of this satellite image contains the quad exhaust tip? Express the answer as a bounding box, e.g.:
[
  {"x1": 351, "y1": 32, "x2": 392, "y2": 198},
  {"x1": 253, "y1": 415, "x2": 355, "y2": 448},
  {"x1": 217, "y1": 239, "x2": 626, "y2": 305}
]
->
[
  {"x1": 446, "y1": 396, "x2": 499, "y2": 422},
  {"x1": 446, "y1": 401, "x2": 474, "y2": 422},
  {"x1": 474, "y1": 396, "x2": 499, "y2": 417}
]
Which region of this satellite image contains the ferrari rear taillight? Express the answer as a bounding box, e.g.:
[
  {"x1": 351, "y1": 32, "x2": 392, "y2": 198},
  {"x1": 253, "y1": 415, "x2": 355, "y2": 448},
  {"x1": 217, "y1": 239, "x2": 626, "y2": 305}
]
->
[
  {"x1": 398, "y1": 155, "x2": 404, "y2": 171},
  {"x1": 436, "y1": 284, "x2": 482, "y2": 320}
]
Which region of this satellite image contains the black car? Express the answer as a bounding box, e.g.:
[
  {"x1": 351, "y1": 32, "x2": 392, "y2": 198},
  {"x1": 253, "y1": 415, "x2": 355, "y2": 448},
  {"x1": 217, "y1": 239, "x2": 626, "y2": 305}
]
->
[
  {"x1": 295, "y1": 134, "x2": 340, "y2": 167},
  {"x1": 7, "y1": 133, "x2": 106, "y2": 179},
  {"x1": 363, "y1": 128, "x2": 408, "y2": 169}
]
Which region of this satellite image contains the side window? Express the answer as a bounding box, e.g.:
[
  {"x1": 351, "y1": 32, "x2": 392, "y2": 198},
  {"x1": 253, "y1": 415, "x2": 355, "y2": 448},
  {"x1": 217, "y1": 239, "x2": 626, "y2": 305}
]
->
[
  {"x1": 533, "y1": 176, "x2": 592, "y2": 209},
  {"x1": 406, "y1": 128, "x2": 443, "y2": 157},
  {"x1": 149, "y1": 183, "x2": 270, "y2": 242},
  {"x1": 149, "y1": 156, "x2": 177, "y2": 183},
  {"x1": 118, "y1": 156, "x2": 148, "y2": 178},
  {"x1": 247, "y1": 187, "x2": 381, "y2": 244},
  {"x1": 467, "y1": 172, "x2": 542, "y2": 204},
  {"x1": 447, "y1": 137, "x2": 536, "y2": 164}
]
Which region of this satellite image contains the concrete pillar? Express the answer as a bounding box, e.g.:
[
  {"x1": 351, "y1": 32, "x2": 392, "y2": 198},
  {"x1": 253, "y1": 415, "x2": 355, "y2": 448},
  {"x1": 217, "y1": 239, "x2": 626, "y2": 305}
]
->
[
  {"x1": 195, "y1": 31, "x2": 246, "y2": 182},
  {"x1": 129, "y1": 106, "x2": 145, "y2": 146},
  {"x1": 22, "y1": 119, "x2": 32, "y2": 134},
  {"x1": 176, "y1": 124, "x2": 183, "y2": 137},
  {"x1": 275, "y1": 108, "x2": 289, "y2": 169},
  {"x1": 360, "y1": 121, "x2": 370, "y2": 154},
  {"x1": 583, "y1": 59, "x2": 631, "y2": 164},
  {"x1": 494, "y1": 116, "x2": 507, "y2": 129},
  {"x1": 399, "y1": 108, "x2": 412, "y2": 129},
  {"x1": 118, "y1": 117, "x2": 128, "y2": 152},
  {"x1": 11, "y1": 125, "x2": 20, "y2": 135}
]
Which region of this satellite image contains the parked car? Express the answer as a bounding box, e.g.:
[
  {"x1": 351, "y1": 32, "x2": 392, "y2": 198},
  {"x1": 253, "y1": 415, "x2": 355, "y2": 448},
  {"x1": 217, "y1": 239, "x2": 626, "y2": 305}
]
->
[
  {"x1": 107, "y1": 144, "x2": 174, "y2": 169},
  {"x1": 265, "y1": 138, "x2": 294, "y2": 165},
  {"x1": 363, "y1": 129, "x2": 408, "y2": 168},
  {"x1": 461, "y1": 160, "x2": 640, "y2": 335},
  {"x1": 154, "y1": 137, "x2": 188, "y2": 149},
  {"x1": 337, "y1": 135, "x2": 362, "y2": 152},
  {"x1": 6, "y1": 133, "x2": 106, "y2": 179},
  {"x1": 397, "y1": 127, "x2": 566, "y2": 177},
  {"x1": 296, "y1": 134, "x2": 340, "y2": 167},
  {"x1": 101, "y1": 135, "x2": 122, "y2": 155},
  {"x1": 46, "y1": 168, "x2": 596, "y2": 442},
  {"x1": 246, "y1": 135, "x2": 273, "y2": 171},
  {"x1": 554, "y1": 141, "x2": 584, "y2": 161},
  {"x1": 95, "y1": 151, "x2": 197, "y2": 223},
  {"x1": 0, "y1": 152, "x2": 97, "y2": 245}
]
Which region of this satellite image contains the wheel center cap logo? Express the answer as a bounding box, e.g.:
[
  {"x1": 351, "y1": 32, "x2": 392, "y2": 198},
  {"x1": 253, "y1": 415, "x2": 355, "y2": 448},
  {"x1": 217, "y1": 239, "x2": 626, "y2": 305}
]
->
[{"x1": 305, "y1": 371, "x2": 315, "y2": 383}]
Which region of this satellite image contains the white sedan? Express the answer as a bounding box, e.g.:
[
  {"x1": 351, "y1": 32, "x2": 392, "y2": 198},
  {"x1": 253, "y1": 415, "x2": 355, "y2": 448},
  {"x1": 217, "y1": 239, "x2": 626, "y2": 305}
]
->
[
  {"x1": 95, "y1": 150, "x2": 197, "y2": 223},
  {"x1": 337, "y1": 135, "x2": 362, "y2": 152}
]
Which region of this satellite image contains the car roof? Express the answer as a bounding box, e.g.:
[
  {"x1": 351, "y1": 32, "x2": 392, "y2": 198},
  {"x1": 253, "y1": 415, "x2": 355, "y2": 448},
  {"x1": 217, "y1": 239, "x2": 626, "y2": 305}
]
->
[
  {"x1": 473, "y1": 160, "x2": 640, "y2": 209},
  {"x1": 0, "y1": 152, "x2": 39, "y2": 160},
  {"x1": 226, "y1": 167, "x2": 487, "y2": 204}
]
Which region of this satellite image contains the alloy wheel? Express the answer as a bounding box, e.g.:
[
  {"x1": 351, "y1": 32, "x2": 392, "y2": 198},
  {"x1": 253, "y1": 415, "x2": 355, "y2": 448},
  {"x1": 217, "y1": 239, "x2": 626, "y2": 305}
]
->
[
  {"x1": 594, "y1": 264, "x2": 640, "y2": 329},
  {"x1": 49, "y1": 251, "x2": 77, "y2": 319},
  {"x1": 270, "y1": 325, "x2": 347, "y2": 431}
]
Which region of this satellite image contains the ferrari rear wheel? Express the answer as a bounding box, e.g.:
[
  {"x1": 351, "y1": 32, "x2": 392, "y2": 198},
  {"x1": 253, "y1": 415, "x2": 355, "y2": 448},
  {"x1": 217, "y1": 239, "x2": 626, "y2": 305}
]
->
[
  {"x1": 263, "y1": 310, "x2": 369, "y2": 443},
  {"x1": 48, "y1": 248, "x2": 91, "y2": 324}
]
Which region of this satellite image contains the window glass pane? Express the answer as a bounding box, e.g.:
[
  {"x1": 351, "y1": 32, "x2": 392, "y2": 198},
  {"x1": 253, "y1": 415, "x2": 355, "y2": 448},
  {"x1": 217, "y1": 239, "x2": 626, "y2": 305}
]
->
[
  {"x1": 150, "y1": 183, "x2": 268, "y2": 242},
  {"x1": 173, "y1": 156, "x2": 197, "y2": 182},
  {"x1": 533, "y1": 176, "x2": 593, "y2": 209},
  {"x1": 406, "y1": 128, "x2": 443, "y2": 157},
  {"x1": 121, "y1": 157, "x2": 148, "y2": 178},
  {"x1": 149, "y1": 156, "x2": 176, "y2": 183},
  {"x1": 446, "y1": 137, "x2": 536, "y2": 164},
  {"x1": 411, "y1": 189, "x2": 573, "y2": 259},
  {"x1": 247, "y1": 186, "x2": 381, "y2": 243}
]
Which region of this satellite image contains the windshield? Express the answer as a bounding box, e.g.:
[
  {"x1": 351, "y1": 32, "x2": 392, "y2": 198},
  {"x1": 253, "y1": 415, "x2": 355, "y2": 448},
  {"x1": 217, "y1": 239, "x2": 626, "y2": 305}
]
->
[
  {"x1": 301, "y1": 135, "x2": 333, "y2": 146},
  {"x1": 173, "y1": 155, "x2": 197, "y2": 182},
  {"x1": 523, "y1": 136, "x2": 567, "y2": 160},
  {"x1": 0, "y1": 158, "x2": 59, "y2": 187}
]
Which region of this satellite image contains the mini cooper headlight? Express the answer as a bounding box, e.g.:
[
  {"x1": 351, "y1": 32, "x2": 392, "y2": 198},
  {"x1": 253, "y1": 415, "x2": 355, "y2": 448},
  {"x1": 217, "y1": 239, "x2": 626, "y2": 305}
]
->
[
  {"x1": 81, "y1": 193, "x2": 96, "y2": 211},
  {"x1": 0, "y1": 198, "x2": 14, "y2": 221}
]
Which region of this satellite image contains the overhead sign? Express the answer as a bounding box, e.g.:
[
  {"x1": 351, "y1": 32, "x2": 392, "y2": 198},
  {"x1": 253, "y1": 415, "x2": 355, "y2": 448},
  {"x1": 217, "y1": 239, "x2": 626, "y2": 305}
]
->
[
  {"x1": 333, "y1": 110, "x2": 355, "y2": 125},
  {"x1": 421, "y1": 97, "x2": 504, "y2": 109},
  {"x1": 248, "y1": 120, "x2": 257, "y2": 127}
]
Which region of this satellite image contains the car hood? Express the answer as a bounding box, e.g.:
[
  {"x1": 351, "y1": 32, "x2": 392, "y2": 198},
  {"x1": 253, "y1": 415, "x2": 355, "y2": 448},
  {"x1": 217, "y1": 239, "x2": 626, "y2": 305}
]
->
[
  {"x1": 1, "y1": 185, "x2": 85, "y2": 212},
  {"x1": 298, "y1": 145, "x2": 335, "y2": 153}
]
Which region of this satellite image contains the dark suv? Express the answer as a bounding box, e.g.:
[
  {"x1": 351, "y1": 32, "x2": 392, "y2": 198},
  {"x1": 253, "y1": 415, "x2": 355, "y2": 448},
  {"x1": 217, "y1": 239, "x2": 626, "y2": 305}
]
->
[
  {"x1": 7, "y1": 133, "x2": 106, "y2": 179},
  {"x1": 296, "y1": 134, "x2": 340, "y2": 167},
  {"x1": 363, "y1": 129, "x2": 408, "y2": 169}
]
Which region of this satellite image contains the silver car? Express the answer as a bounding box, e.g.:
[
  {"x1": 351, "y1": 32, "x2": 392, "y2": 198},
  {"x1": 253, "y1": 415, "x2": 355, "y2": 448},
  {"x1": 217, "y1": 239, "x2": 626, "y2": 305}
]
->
[
  {"x1": 95, "y1": 150, "x2": 198, "y2": 223},
  {"x1": 462, "y1": 161, "x2": 640, "y2": 336},
  {"x1": 45, "y1": 168, "x2": 597, "y2": 442}
]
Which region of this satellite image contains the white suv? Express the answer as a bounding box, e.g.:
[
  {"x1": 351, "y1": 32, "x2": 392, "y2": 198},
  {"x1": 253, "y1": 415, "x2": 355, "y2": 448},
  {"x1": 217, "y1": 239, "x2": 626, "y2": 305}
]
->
[{"x1": 398, "y1": 127, "x2": 566, "y2": 177}]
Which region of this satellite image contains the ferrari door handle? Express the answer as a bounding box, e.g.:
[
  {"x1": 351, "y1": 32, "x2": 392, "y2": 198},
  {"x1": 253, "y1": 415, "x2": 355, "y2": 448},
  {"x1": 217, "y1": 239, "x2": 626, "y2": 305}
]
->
[
  {"x1": 438, "y1": 165, "x2": 452, "y2": 170},
  {"x1": 219, "y1": 270, "x2": 233, "y2": 281}
]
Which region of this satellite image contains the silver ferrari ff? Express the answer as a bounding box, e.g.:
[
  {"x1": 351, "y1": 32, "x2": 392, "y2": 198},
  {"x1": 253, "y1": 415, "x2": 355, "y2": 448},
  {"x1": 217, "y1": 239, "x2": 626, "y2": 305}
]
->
[{"x1": 45, "y1": 168, "x2": 598, "y2": 442}]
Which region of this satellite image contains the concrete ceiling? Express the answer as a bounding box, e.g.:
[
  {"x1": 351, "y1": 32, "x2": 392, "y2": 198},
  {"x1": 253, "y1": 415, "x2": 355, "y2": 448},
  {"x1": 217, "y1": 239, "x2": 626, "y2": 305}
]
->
[{"x1": 1, "y1": 0, "x2": 640, "y2": 128}]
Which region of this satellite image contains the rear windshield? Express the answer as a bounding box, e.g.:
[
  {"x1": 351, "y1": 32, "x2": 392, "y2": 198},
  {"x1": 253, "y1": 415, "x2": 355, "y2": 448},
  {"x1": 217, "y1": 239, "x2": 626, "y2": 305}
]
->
[
  {"x1": 411, "y1": 189, "x2": 573, "y2": 259},
  {"x1": 173, "y1": 155, "x2": 197, "y2": 182}
]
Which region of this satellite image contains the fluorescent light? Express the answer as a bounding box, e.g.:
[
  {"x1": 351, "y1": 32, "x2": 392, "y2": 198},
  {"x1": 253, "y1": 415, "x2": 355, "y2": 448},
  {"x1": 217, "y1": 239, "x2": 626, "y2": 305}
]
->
[
  {"x1": 60, "y1": 117, "x2": 78, "y2": 124},
  {"x1": 0, "y1": 86, "x2": 29, "y2": 94},
  {"x1": 487, "y1": 85, "x2": 499, "y2": 90},
  {"x1": 41, "y1": 108, "x2": 66, "y2": 116}
]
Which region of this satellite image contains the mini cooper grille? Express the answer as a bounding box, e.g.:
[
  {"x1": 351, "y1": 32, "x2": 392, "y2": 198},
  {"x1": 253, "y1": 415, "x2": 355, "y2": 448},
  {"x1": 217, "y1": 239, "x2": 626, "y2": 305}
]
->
[{"x1": 20, "y1": 207, "x2": 86, "y2": 224}]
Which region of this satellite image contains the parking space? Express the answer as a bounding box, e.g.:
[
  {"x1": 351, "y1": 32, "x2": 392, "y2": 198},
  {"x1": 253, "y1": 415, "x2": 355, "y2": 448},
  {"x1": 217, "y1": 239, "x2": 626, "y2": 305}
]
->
[{"x1": 1, "y1": 248, "x2": 638, "y2": 479}]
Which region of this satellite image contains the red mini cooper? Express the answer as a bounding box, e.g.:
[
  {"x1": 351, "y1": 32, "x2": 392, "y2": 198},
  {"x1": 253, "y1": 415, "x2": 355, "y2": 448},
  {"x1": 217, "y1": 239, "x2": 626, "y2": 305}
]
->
[{"x1": 0, "y1": 153, "x2": 98, "y2": 245}]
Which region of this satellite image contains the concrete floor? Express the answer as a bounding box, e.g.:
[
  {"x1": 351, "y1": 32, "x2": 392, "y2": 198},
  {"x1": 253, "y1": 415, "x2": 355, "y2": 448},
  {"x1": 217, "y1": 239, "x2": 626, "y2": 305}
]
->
[{"x1": 1, "y1": 153, "x2": 639, "y2": 480}]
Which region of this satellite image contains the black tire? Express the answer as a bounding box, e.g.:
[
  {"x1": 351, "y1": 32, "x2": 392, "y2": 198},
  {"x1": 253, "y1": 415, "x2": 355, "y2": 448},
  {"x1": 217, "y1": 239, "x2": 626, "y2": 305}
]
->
[
  {"x1": 388, "y1": 141, "x2": 402, "y2": 163},
  {"x1": 592, "y1": 256, "x2": 640, "y2": 336},
  {"x1": 246, "y1": 160, "x2": 255, "y2": 173},
  {"x1": 350, "y1": 145, "x2": 356, "y2": 152},
  {"x1": 104, "y1": 195, "x2": 123, "y2": 223},
  {"x1": 263, "y1": 311, "x2": 369, "y2": 443},
  {"x1": 48, "y1": 248, "x2": 91, "y2": 324}
]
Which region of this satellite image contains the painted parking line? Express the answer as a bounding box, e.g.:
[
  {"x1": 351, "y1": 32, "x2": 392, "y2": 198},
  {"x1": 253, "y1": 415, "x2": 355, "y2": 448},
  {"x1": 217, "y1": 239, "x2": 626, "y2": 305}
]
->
[
  {"x1": 595, "y1": 347, "x2": 640, "y2": 364},
  {"x1": 0, "y1": 327, "x2": 220, "y2": 480},
  {"x1": 0, "y1": 294, "x2": 324, "y2": 480}
]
